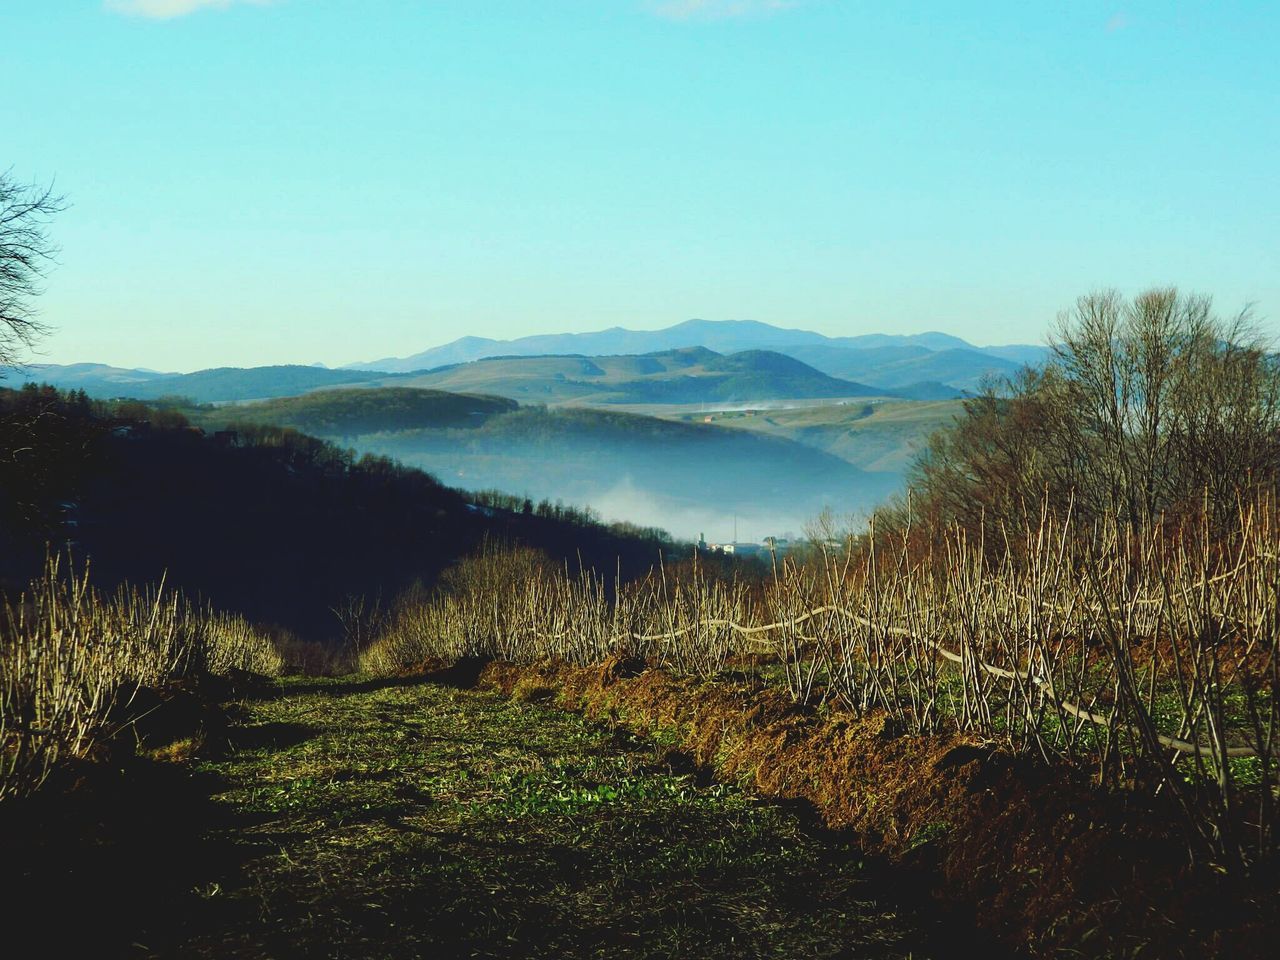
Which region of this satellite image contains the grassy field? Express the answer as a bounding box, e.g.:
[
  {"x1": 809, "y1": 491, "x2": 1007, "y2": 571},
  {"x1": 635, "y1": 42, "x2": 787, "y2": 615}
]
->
[{"x1": 5, "y1": 674, "x2": 935, "y2": 959}]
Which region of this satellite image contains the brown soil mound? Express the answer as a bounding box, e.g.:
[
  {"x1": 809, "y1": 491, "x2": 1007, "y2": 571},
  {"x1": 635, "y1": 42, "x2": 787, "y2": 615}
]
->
[{"x1": 477, "y1": 658, "x2": 1277, "y2": 959}]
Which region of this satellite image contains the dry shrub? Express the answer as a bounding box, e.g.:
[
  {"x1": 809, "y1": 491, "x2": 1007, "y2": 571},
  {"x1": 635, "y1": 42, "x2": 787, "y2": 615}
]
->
[
  {"x1": 362, "y1": 502, "x2": 1279, "y2": 874},
  {"x1": 476, "y1": 659, "x2": 1277, "y2": 960},
  {"x1": 0, "y1": 558, "x2": 283, "y2": 801}
]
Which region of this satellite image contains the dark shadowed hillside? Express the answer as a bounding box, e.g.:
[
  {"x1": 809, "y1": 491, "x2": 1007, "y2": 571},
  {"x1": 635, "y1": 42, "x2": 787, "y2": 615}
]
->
[
  {"x1": 211, "y1": 387, "x2": 518, "y2": 437},
  {"x1": 0, "y1": 386, "x2": 672, "y2": 639}
]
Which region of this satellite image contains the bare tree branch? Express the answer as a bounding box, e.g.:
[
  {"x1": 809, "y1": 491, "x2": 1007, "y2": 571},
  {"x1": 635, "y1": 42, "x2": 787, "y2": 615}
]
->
[{"x1": 0, "y1": 170, "x2": 67, "y2": 369}]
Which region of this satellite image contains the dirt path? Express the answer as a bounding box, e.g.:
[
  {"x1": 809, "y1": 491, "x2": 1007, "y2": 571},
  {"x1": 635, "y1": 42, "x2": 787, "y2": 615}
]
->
[{"x1": 12, "y1": 676, "x2": 946, "y2": 959}]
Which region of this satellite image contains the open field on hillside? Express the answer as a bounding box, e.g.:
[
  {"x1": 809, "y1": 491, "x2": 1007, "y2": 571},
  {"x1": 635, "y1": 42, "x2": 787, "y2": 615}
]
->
[
  {"x1": 2, "y1": 675, "x2": 936, "y2": 959},
  {"x1": 346, "y1": 508, "x2": 1280, "y2": 958}
]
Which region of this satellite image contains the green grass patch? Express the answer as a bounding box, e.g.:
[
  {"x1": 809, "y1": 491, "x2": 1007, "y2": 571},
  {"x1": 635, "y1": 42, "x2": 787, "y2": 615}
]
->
[{"x1": 170, "y1": 675, "x2": 924, "y2": 959}]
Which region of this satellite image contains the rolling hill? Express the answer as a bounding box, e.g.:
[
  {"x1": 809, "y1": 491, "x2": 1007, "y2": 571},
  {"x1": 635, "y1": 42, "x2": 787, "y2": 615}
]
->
[
  {"x1": 8, "y1": 321, "x2": 1046, "y2": 403},
  {"x1": 6, "y1": 348, "x2": 938, "y2": 406},
  {"x1": 0, "y1": 387, "x2": 672, "y2": 639},
  {"x1": 783, "y1": 345, "x2": 1026, "y2": 393},
  {"x1": 194, "y1": 387, "x2": 906, "y2": 541},
  {"x1": 660, "y1": 398, "x2": 963, "y2": 474},
  {"x1": 207, "y1": 387, "x2": 518, "y2": 436},
  {"x1": 371, "y1": 347, "x2": 911, "y2": 405},
  {"x1": 1, "y1": 364, "x2": 388, "y2": 403},
  {"x1": 1, "y1": 362, "x2": 175, "y2": 388}
]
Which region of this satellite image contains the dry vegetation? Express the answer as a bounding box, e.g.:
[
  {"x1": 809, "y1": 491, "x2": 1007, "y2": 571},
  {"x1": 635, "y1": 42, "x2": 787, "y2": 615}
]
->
[
  {"x1": 360, "y1": 504, "x2": 1280, "y2": 876},
  {"x1": 352, "y1": 510, "x2": 1280, "y2": 956},
  {"x1": 0, "y1": 559, "x2": 283, "y2": 801}
]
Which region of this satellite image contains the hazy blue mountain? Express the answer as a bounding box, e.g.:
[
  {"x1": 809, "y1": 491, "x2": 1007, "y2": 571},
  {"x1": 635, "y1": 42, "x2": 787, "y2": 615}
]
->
[
  {"x1": 980, "y1": 343, "x2": 1053, "y2": 365},
  {"x1": 10, "y1": 318, "x2": 1038, "y2": 404},
  {"x1": 4, "y1": 363, "x2": 387, "y2": 403},
  {"x1": 346, "y1": 320, "x2": 818, "y2": 371},
  {"x1": 345, "y1": 319, "x2": 985, "y2": 374},
  {"x1": 854, "y1": 347, "x2": 1025, "y2": 392},
  {"x1": 722, "y1": 342, "x2": 1026, "y2": 394},
  {"x1": 824, "y1": 331, "x2": 974, "y2": 352},
  {"x1": 12, "y1": 345, "x2": 965, "y2": 406},
  {"x1": 371, "y1": 347, "x2": 898, "y2": 405},
  {"x1": 2, "y1": 362, "x2": 175, "y2": 388},
  {"x1": 345, "y1": 319, "x2": 1047, "y2": 394},
  {"x1": 777, "y1": 344, "x2": 933, "y2": 378}
]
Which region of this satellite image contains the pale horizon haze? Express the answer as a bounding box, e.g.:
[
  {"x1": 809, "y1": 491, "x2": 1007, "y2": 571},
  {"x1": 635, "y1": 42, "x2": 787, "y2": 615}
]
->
[{"x1": 3, "y1": 1, "x2": 1277, "y2": 371}]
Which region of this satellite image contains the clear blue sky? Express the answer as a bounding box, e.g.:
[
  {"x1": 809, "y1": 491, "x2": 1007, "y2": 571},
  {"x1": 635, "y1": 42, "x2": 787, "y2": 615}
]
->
[{"x1": 4, "y1": 1, "x2": 1277, "y2": 371}]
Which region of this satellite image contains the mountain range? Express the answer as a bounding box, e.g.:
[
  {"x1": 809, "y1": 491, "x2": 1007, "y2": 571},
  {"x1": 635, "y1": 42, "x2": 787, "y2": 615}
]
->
[
  {"x1": 346, "y1": 319, "x2": 1048, "y2": 392},
  {"x1": 5, "y1": 350, "x2": 913, "y2": 404},
  {"x1": 7, "y1": 320, "x2": 1047, "y2": 403},
  {"x1": 364, "y1": 346, "x2": 959, "y2": 405}
]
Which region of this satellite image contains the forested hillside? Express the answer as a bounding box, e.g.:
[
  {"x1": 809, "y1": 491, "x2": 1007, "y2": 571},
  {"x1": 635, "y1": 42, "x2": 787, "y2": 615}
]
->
[
  {"x1": 210, "y1": 387, "x2": 518, "y2": 437},
  {"x1": 0, "y1": 385, "x2": 672, "y2": 639}
]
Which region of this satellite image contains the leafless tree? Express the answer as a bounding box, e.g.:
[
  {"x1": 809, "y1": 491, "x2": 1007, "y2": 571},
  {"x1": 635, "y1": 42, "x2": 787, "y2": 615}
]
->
[
  {"x1": 1, "y1": 171, "x2": 67, "y2": 368},
  {"x1": 905, "y1": 288, "x2": 1280, "y2": 538}
]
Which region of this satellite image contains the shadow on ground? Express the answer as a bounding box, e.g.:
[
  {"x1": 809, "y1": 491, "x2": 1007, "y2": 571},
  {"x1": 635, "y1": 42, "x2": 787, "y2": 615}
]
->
[
  {"x1": 0, "y1": 757, "x2": 266, "y2": 958},
  {"x1": 2, "y1": 674, "x2": 1011, "y2": 959}
]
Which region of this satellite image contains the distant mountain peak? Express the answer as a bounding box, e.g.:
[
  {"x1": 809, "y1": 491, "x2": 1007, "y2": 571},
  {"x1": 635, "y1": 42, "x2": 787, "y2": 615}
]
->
[
  {"x1": 341, "y1": 319, "x2": 1002, "y2": 375},
  {"x1": 12, "y1": 321, "x2": 1047, "y2": 403}
]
